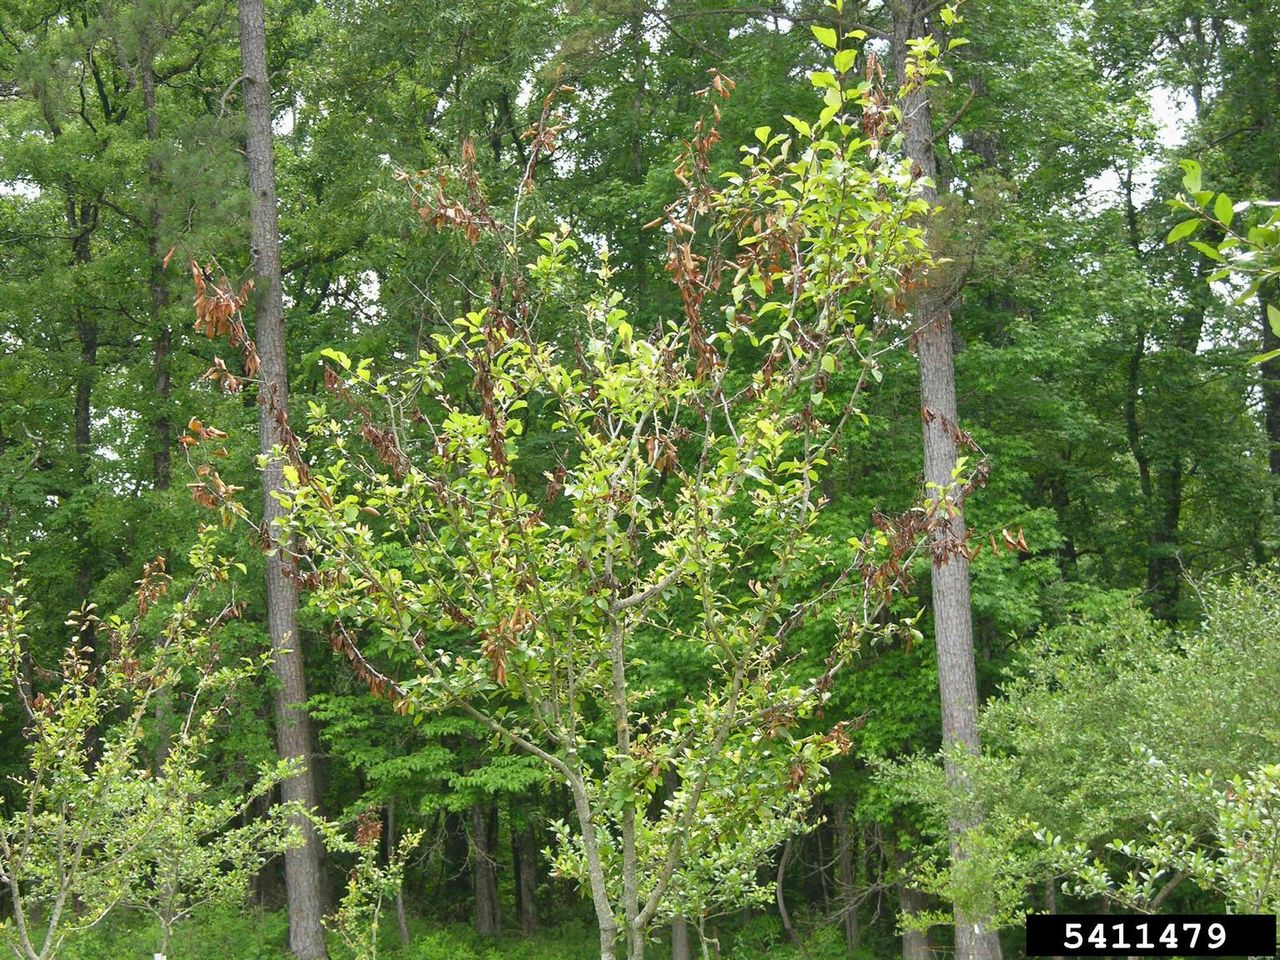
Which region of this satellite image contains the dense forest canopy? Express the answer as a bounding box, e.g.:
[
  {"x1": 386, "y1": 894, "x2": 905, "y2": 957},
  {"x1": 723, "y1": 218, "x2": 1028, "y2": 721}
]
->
[{"x1": 0, "y1": 0, "x2": 1278, "y2": 959}]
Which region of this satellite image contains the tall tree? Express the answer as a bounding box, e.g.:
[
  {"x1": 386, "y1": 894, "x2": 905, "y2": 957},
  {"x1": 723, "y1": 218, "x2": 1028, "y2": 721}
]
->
[
  {"x1": 235, "y1": 0, "x2": 328, "y2": 956},
  {"x1": 889, "y1": 3, "x2": 1003, "y2": 959}
]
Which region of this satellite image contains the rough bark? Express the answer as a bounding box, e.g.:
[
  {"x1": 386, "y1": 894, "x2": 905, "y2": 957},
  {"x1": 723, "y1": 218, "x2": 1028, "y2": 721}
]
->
[
  {"x1": 890, "y1": 5, "x2": 1002, "y2": 960},
  {"x1": 471, "y1": 802, "x2": 501, "y2": 937},
  {"x1": 235, "y1": 1, "x2": 328, "y2": 956}
]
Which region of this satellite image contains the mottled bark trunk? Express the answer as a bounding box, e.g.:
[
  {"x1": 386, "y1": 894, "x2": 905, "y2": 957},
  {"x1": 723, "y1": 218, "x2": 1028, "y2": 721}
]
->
[
  {"x1": 471, "y1": 802, "x2": 500, "y2": 937},
  {"x1": 236, "y1": 1, "x2": 328, "y2": 956},
  {"x1": 891, "y1": 5, "x2": 1002, "y2": 960}
]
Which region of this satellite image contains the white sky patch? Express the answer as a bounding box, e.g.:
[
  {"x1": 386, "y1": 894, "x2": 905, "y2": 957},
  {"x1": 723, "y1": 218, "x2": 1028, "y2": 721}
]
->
[
  {"x1": 0, "y1": 178, "x2": 41, "y2": 199},
  {"x1": 1087, "y1": 84, "x2": 1192, "y2": 209}
]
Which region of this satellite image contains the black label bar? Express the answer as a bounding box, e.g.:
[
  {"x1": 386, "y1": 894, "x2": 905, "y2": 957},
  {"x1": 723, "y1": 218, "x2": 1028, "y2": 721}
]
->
[{"x1": 1025, "y1": 914, "x2": 1277, "y2": 957}]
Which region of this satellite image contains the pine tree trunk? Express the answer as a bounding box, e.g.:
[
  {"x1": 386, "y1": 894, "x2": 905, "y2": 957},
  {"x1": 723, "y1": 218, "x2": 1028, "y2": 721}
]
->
[
  {"x1": 471, "y1": 802, "x2": 501, "y2": 936},
  {"x1": 235, "y1": 1, "x2": 328, "y2": 956},
  {"x1": 890, "y1": 5, "x2": 1001, "y2": 960}
]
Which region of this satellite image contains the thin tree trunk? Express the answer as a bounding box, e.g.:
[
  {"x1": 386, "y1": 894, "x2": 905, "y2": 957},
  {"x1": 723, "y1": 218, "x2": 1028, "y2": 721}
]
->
[
  {"x1": 139, "y1": 17, "x2": 171, "y2": 492},
  {"x1": 387, "y1": 799, "x2": 410, "y2": 948},
  {"x1": 776, "y1": 839, "x2": 798, "y2": 945},
  {"x1": 515, "y1": 819, "x2": 538, "y2": 934},
  {"x1": 235, "y1": 1, "x2": 328, "y2": 956},
  {"x1": 1261, "y1": 289, "x2": 1280, "y2": 481},
  {"x1": 1044, "y1": 879, "x2": 1063, "y2": 960},
  {"x1": 68, "y1": 194, "x2": 97, "y2": 650},
  {"x1": 470, "y1": 802, "x2": 500, "y2": 936},
  {"x1": 890, "y1": 5, "x2": 1002, "y2": 960},
  {"x1": 834, "y1": 800, "x2": 860, "y2": 950}
]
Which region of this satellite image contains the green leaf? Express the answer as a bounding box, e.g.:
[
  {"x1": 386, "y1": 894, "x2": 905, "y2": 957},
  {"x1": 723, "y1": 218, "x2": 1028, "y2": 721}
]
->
[
  {"x1": 1165, "y1": 219, "x2": 1200, "y2": 244},
  {"x1": 321, "y1": 347, "x2": 352, "y2": 370},
  {"x1": 940, "y1": 5, "x2": 956, "y2": 26},
  {"x1": 811, "y1": 25, "x2": 838, "y2": 49},
  {"x1": 754, "y1": 125, "x2": 771, "y2": 143},
  {"x1": 1268, "y1": 303, "x2": 1280, "y2": 337},
  {"x1": 1179, "y1": 159, "x2": 1202, "y2": 195},
  {"x1": 1188, "y1": 240, "x2": 1226, "y2": 262},
  {"x1": 749, "y1": 273, "x2": 767, "y2": 299},
  {"x1": 1214, "y1": 192, "x2": 1234, "y2": 228},
  {"x1": 783, "y1": 115, "x2": 811, "y2": 137},
  {"x1": 1249, "y1": 349, "x2": 1280, "y2": 365},
  {"x1": 834, "y1": 48, "x2": 856, "y2": 73}
]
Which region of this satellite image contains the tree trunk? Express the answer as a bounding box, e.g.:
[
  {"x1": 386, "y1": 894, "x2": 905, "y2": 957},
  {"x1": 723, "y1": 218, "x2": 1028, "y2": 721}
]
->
[
  {"x1": 899, "y1": 884, "x2": 931, "y2": 960},
  {"x1": 386, "y1": 799, "x2": 410, "y2": 948},
  {"x1": 513, "y1": 818, "x2": 538, "y2": 934},
  {"x1": 776, "y1": 838, "x2": 798, "y2": 945},
  {"x1": 833, "y1": 800, "x2": 860, "y2": 950},
  {"x1": 890, "y1": 5, "x2": 1002, "y2": 960},
  {"x1": 139, "y1": 17, "x2": 172, "y2": 492},
  {"x1": 68, "y1": 194, "x2": 97, "y2": 653},
  {"x1": 1261, "y1": 289, "x2": 1280, "y2": 481},
  {"x1": 235, "y1": 1, "x2": 328, "y2": 957},
  {"x1": 471, "y1": 802, "x2": 501, "y2": 936},
  {"x1": 671, "y1": 917, "x2": 690, "y2": 960}
]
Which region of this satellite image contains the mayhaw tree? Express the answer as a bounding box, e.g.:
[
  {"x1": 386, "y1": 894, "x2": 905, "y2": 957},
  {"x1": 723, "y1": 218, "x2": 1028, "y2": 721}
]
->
[
  {"x1": 0, "y1": 535, "x2": 299, "y2": 960},
  {"x1": 233, "y1": 13, "x2": 962, "y2": 960}
]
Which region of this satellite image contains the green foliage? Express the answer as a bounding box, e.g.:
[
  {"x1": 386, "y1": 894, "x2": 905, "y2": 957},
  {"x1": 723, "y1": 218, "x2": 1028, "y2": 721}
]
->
[
  {"x1": 1168, "y1": 161, "x2": 1280, "y2": 362},
  {"x1": 892, "y1": 567, "x2": 1280, "y2": 927},
  {"x1": 0, "y1": 536, "x2": 299, "y2": 960}
]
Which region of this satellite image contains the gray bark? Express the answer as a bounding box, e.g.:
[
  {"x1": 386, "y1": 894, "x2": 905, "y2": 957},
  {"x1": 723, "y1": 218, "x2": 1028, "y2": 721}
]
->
[
  {"x1": 670, "y1": 917, "x2": 690, "y2": 960},
  {"x1": 890, "y1": 5, "x2": 1002, "y2": 960},
  {"x1": 235, "y1": 1, "x2": 328, "y2": 956},
  {"x1": 776, "y1": 839, "x2": 797, "y2": 945}
]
